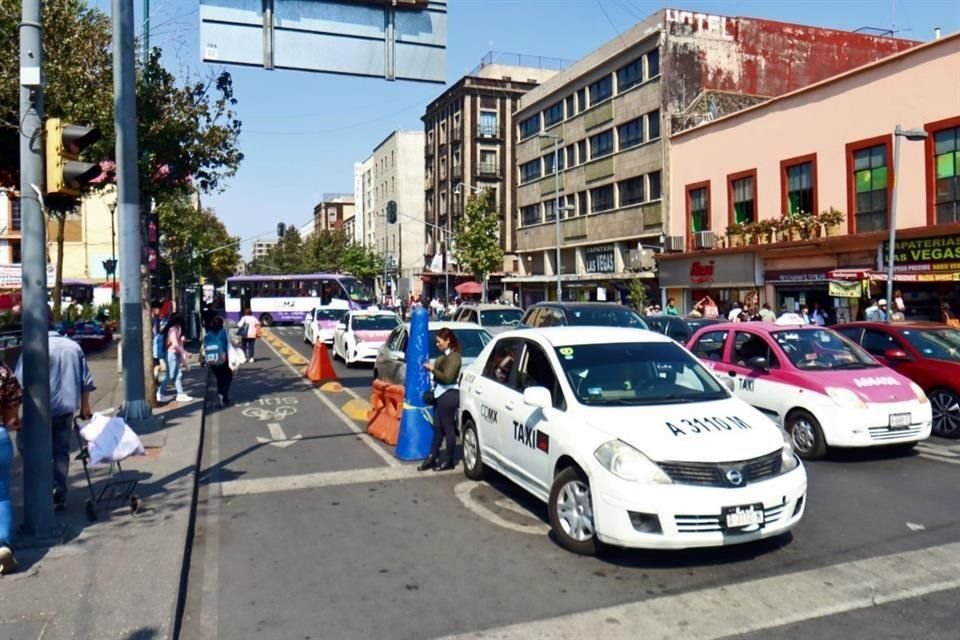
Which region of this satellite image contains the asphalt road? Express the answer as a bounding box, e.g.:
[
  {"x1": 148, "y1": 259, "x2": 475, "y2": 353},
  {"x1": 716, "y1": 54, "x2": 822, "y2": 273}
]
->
[{"x1": 179, "y1": 324, "x2": 960, "y2": 640}]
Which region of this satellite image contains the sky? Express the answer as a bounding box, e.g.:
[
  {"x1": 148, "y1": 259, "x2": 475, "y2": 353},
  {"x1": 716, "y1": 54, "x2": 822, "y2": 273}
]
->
[{"x1": 87, "y1": 0, "x2": 960, "y2": 259}]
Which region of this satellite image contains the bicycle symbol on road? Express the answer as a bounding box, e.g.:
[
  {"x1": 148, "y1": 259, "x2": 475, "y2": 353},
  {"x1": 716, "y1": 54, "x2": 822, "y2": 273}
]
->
[{"x1": 241, "y1": 397, "x2": 299, "y2": 422}]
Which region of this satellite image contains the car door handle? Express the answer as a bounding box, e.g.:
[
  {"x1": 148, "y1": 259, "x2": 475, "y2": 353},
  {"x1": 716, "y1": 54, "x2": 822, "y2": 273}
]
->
[
  {"x1": 474, "y1": 388, "x2": 483, "y2": 396},
  {"x1": 505, "y1": 401, "x2": 515, "y2": 410}
]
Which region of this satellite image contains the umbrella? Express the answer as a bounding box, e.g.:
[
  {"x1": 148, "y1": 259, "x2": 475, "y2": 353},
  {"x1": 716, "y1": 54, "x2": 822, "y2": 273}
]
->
[{"x1": 455, "y1": 281, "x2": 482, "y2": 295}]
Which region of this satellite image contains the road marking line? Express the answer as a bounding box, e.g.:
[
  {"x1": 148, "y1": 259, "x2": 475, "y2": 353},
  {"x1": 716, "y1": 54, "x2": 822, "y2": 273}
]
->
[
  {"x1": 918, "y1": 453, "x2": 960, "y2": 465},
  {"x1": 454, "y1": 481, "x2": 549, "y2": 536},
  {"x1": 261, "y1": 338, "x2": 400, "y2": 467},
  {"x1": 198, "y1": 409, "x2": 221, "y2": 638},
  {"x1": 438, "y1": 541, "x2": 960, "y2": 640},
  {"x1": 273, "y1": 332, "x2": 365, "y2": 402},
  {"x1": 218, "y1": 464, "x2": 458, "y2": 497}
]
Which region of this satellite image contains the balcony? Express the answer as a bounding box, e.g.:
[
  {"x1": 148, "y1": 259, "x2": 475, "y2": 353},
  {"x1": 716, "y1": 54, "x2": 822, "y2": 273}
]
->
[
  {"x1": 425, "y1": 144, "x2": 434, "y2": 158},
  {"x1": 452, "y1": 127, "x2": 462, "y2": 142},
  {"x1": 477, "y1": 161, "x2": 500, "y2": 178},
  {"x1": 452, "y1": 163, "x2": 462, "y2": 179},
  {"x1": 425, "y1": 174, "x2": 434, "y2": 190},
  {"x1": 476, "y1": 124, "x2": 503, "y2": 140}
]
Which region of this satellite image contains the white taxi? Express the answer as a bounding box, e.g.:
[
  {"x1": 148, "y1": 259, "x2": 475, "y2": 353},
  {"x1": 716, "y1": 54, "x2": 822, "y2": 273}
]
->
[
  {"x1": 332, "y1": 311, "x2": 401, "y2": 366},
  {"x1": 459, "y1": 327, "x2": 807, "y2": 555}
]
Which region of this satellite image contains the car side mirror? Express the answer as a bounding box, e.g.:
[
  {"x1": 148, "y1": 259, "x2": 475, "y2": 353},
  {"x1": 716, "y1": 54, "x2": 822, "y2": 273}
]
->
[
  {"x1": 522, "y1": 386, "x2": 552, "y2": 411},
  {"x1": 747, "y1": 356, "x2": 770, "y2": 372},
  {"x1": 883, "y1": 348, "x2": 911, "y2": 361},
  {"x1": 393, "y1": 351, "x2": 405, "y2": 362}
]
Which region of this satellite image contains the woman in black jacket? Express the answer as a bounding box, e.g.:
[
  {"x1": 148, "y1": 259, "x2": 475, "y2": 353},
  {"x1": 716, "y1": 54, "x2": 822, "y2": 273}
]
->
[{"x1": 419, "y1": 328, "x2": 462, "y2": 471}]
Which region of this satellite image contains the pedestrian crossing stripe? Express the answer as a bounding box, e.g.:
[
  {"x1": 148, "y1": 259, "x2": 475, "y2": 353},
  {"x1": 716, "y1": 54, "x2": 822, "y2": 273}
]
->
[{"x1": 916, "y1": 442, "x2": 960, "y2": 465}]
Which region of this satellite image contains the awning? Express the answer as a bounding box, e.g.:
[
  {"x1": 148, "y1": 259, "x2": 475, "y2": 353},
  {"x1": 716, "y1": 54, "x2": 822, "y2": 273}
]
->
[
  {"x1": 502, "y1": 271, "x2": 655, "y2": 284},
  {"x1": 828, "y1": 268, "x2": 960, "y2": 283}
]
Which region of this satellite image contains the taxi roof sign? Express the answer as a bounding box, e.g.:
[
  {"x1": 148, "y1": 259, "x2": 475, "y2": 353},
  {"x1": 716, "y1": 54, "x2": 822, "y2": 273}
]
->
[{"x1": 774, "y1": 313, "x2": 807, "y2": 326}]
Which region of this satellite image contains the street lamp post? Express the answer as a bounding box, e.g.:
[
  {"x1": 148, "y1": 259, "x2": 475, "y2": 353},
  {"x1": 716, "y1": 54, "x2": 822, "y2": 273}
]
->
[
  {"x1": 886, "y1": 126, "x2": 928, "y2": 321},
  {"x1": 539, "y1": 133, "x2": 563, "y2": 301},
  {"x1": 108, "y1": 199, "x2": 117, "y2": 299}
]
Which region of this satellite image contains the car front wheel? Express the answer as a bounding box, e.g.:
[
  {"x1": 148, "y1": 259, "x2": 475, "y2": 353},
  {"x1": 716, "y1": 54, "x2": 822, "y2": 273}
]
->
[
  {"x1": 548, "y1": 466, "x2": 598, "y2": 555},
  {"x1": 929, "y1": 389, "x2": 960, "y2": 438},
  {"x1": 461, "y1": 418, "x2": 485, "y2": 481},
  {"x1": 787, "y1": 410, "x2": 827, "y2": 460}
]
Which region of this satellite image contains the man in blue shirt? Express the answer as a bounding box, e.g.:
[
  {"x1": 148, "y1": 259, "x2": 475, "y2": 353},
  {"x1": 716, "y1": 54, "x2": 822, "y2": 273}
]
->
[{"x1": 16, "y1": 326, "x2": 95, "y2": 511}]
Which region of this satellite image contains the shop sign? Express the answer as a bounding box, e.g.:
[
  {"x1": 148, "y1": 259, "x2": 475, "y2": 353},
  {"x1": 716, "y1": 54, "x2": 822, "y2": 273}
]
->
[
  {"x1": 765, "y1": 269, "x2": 829, "y2": 283},
  {"x1": 828, "y1": 281, "x2": 862, "y2": 298},
  {"x1": 690, "y1": 260, "x2": 715, "y2": 284},
  {"x1": 585, "y1": 245, "x2": 615, "y2": 273},
  {"x1": 659, "y1": 253, "x2": 760, "y2": 288},
  {"x1": 885, "y1": 234, "x2": 960, "y2": 269}
]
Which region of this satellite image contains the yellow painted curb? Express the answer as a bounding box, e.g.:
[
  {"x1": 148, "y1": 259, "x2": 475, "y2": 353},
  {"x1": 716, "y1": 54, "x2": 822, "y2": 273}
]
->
[
  {"x1": 343, "y1": 397, "x2": 372, "y2": 421},
  {"x1": 279, "y1": 347, "x2": 292, "y2": 356},
  {"x1": 320, "y1": 381, "x2": 343, "y2": 392},
  {"x1": 289, "y1": 354, "x2": 307, "y2": 365}
]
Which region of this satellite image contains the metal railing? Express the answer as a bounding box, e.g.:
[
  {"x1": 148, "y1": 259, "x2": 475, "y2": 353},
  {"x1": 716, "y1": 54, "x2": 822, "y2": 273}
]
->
[
  {"x1": 478, "y1": 161, "x2": 499, "y2": 177},
  {"x1": 476, "y1": 124, "x2": 503, "y2": 139}
]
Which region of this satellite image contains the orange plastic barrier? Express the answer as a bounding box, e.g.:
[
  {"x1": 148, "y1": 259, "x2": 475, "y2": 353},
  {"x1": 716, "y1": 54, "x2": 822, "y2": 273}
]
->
[
  {"x1": 367, "y1": 383, "x2": 403, "y2": 445},
  {"x1": 306, "y1": 342, "x2": 337, "y2": 383}
]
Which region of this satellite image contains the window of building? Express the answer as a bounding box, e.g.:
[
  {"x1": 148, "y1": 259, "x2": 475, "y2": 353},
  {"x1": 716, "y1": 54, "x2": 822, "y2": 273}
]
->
[
  {"x1": 619, "y1": 176, "x2": 645, "y2": 206},
  {"x1": 730, "y1": 174, "x2": 756, "y2": 225},
  {"x1": 565, "y1": 144, "x2": 576, "y2": 168},
  {"x1": 646, "y1": 109, "x2": 661, "y2": 140},
  {"x1": 544, "y1": 153, "x2": 556, "y2": 175},
  {"x1": 520, "y1": 159, "x2": 541, "y2": 184},
  {"x1": 590, "y1": 184, "x2": 614, "y2": 213},
  {"x1": 544, "y1": 101, "x2": 564, "y2": 128},
  {"x1": 11, "y1": 198, "x2": 21, "y2": 231},
  {"x1": 618, "y1": 117, "x2": 644, "y2": 150},
  {"x1": 576, "y1": 88, "x2": 587, "y2": 113},
  {"x1": 519, "y1": 114, "x2": 541, "y2": 140},
  {"x1": 783, "y1": 157, "x2": 816, "y2": 215},
  {"x1": 577, "y1": 140, "x2": 587, "y2": 164},
  {"x1": 647, "y1": 48, "x2": 660, "y2": 78},
  {"x1": 479, "y1": 111, "x2": 498, "y2": 137},
  {"x1": 688, "y1": 184, "x2": 709, "y2": 233},
  {"x1": 578, "y1": 191, "x2": 587, "y2": 216},
  {"x1": 565, "y1": 95, "x2": 575, "y2": 119},
  {"x1": 853, "y1": 144, "x2": 889, "y2": 232},
  {"x1": 934, "y1": 126, "x2": 960, "y2": 224},
  {"x1": 589, "y1": 75, "x2": 613, "y2": 105},
  {"x1": 648, "y1": 170, "x2": 662, "y2": 200},
  {"x1": 590, "y1": 130, "x2": 614, "y2": 159},
  {"x1": 565, "y1": 194, "x2": 576, "y2": 218},
  {"x1": 617, "y1": 58, "x2": 644, "y2": 92},
  {"x1": 480, "y1": 149, "x2": 498, "y2": 176},
  {"x1": 544, "y1": 199, "x2": 557, "y2": 222},
  {"x1": 521, "y1": 204, "x2": 540, "y2": 226}
]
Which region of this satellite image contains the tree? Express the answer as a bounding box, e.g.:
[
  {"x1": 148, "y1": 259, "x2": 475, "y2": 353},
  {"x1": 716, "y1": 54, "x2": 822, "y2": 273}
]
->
[
  {"x1": 299, "y1": 230, "x2": 382, "y2": 278},
  {"x1": 627, "y1": 278, "x2": 648, "y2": 313},
  {"x1": 46, "y1": 198, "x2": 81, "y2": 321},
  {"x1": 454, "y1": 189, "x2": 503, "y2": 300}
]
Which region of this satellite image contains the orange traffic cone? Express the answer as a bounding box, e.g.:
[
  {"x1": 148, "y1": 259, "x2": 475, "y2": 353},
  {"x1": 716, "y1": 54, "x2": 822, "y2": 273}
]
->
[{"x1": 306, "y1": 342, "x2": 338, "y2": 383}]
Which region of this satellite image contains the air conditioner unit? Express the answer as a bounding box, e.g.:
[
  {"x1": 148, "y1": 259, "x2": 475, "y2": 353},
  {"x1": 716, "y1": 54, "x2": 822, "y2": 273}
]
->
[
  {"x1": 628, "y1": 248, "x2": 657, "y2": 271},
  {"x1": 694, "y1": 231, "x2": 716, "y2": 250},
  {"x1": 664, "y1": 235, "x2": 685, "y2": 252}
]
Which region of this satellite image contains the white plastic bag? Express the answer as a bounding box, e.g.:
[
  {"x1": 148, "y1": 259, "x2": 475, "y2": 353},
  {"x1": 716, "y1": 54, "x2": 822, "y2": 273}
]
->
[
  {"x1": 79, "y1": 413, "x2": 146, "y2": 464},
  {"x1": 228, "y1": 343, "x2": 245, "y2": 371}
]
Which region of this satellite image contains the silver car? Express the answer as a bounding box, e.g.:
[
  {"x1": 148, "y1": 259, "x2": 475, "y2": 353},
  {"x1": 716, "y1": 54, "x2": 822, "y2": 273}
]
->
[
  {"x1": 451, "y1": 303, "x2": 523, "y2": 335},
  {"x1": 373, "y1": 321, "x2": 493, "y2": 385}
]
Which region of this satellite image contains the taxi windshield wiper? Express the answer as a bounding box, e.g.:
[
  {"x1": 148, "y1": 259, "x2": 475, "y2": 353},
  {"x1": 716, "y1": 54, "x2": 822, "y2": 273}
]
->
[{"x1": 832, "y1": 361, "x2": 881, "y2": 369}]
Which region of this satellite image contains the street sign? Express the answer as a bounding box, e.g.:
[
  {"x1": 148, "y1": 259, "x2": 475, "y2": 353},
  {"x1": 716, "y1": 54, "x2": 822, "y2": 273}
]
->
[{"x1": 199, "y1": 0, "x2": 447, "y2": 84}]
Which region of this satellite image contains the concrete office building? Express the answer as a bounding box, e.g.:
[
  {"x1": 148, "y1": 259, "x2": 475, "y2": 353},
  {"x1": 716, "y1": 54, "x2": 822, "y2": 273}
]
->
[{"x1": 507, "y1": 9, "x2": 917, "y2": 305}]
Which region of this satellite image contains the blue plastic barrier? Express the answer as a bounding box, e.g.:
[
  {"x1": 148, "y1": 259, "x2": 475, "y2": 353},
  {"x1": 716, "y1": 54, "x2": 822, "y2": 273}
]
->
[{"x1": 395, "y1": 307, "x2": 434, "y2": 460}]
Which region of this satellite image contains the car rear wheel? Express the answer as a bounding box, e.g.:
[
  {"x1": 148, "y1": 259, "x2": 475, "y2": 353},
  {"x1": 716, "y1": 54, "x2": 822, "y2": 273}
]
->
[
  {"x1": 461, "y1": 418, "x2": 485, "y2": 481},
  {"x1": 929, "y1": 389, "x2": 960, "y2": 438},
  {"x1": 787, "y1": 410, "x2": 827, "y2": 460},
  {"x1": 548, "y1": 466, "x2": 598, "y2": 555},
  {"x1": 260, "y1": 313, "x2": 273, "y2": 327}
]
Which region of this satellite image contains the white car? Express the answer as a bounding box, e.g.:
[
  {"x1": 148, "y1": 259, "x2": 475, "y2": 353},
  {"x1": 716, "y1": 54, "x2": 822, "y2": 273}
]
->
[
  {"x1": 459, "y1": 327, "x2": 807, "y2": 555},
  {"x1": 332, "y1": 311, "x2": 401, "y2": 366},
  {"x1": 302, "y1": 307, "x2": 345, "y2": 345}
]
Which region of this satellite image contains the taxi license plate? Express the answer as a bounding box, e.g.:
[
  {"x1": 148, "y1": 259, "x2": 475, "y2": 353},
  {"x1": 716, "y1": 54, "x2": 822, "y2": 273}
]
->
[
  {"x1": 722, "y1": 504, "x2": 765, "y2": 530},
  {"x1": 889, "y1": 413, "x2": 911, "y2": 429}
]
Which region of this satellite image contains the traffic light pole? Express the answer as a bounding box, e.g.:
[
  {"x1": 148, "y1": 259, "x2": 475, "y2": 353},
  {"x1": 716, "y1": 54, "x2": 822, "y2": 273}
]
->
[
  {"x1": 114, "y1": 0, "x2": 149, "y2": 421},
  {"x1": 19, "y1": 0, "x2": 58, "y2": 540}
]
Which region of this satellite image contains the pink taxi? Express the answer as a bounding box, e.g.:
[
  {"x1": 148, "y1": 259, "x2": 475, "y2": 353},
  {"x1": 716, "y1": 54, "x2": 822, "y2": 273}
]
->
[
  {"x1": 686, "y1": 321, "x2": 932, "y2": 459},
  {"x1": 332, "y1": 310, "x2": 401, "y2": 367}
]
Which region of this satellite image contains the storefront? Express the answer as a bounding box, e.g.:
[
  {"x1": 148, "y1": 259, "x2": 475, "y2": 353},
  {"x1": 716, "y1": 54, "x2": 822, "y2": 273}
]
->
[
  {"x1": 882, "y1": 233, "x2": 960, "y2": 320},
  {"x1": 659, "y1": 252, "x2": 762, "y2": 315}
]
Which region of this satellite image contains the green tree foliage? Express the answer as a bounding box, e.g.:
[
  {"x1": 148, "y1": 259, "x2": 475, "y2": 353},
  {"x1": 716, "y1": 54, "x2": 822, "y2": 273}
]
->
[
  {"x1": 251, "y1": 228, "x2": 383, "y2": 280},
  {"x1": 454, "y1": 189, "x2": 503, "y2": 291},
  {"x1": 627, "y1": 278, "x2": 648, "y2": 313}
]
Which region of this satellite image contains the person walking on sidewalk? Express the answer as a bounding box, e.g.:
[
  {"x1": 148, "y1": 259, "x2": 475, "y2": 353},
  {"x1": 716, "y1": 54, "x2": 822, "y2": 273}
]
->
[
  {"x1": 419, "y1": 328, "x2": 462, "y2": 472},
  {"x1": 15, "y1": 324, "x2": 94, "y2": 512},
  {"x1": 204, "y1": 316, "x2": 233, "y2": 406},
  {"x1": 0, "y1": 363, "x2": 23, "y2": 574},
  {"x1": 158, "y1": 313, "x2": 193, "y2": 403},
  {"x1": 238, "y1": 308, "x2": 261, "y2": 362}
]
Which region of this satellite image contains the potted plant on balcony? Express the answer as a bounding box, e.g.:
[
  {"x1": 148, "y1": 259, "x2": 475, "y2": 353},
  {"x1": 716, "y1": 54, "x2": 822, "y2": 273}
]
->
[
  {"x1": 820, "y1": 207, "x2": 845, "y2": 237},
  {"x1": 782, "y1": 213, "x2": 805, "y2": 241},
  {"x1": 754, "y1": 219, "x2": 775, "y2": 244},
  {"x1": 798, "y1": 214, "x2": 821, "y2": 240},
  {"x1": 726, "y1": 222, "x2": 745, "y2": 248}
]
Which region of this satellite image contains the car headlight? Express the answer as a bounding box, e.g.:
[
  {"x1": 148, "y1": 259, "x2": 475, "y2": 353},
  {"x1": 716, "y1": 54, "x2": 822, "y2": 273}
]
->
[
  {"x1": 594, "y1": 440, "x2": 672, "y2": 484},
  {"x1": 780, "y1": 428, "x2": 800, "y2": 473},
  {"x1": 825, "y1": 386, "x2": 867, "y2": 409},
  {"x1": 909, "y1": 381, "x2": 928, "y2": 404}
]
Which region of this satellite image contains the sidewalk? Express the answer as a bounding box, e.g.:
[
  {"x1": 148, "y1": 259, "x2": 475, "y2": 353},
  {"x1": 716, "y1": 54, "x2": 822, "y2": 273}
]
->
[{"x1": 0, "y1": 342, "x2": 208, "y2": 640}]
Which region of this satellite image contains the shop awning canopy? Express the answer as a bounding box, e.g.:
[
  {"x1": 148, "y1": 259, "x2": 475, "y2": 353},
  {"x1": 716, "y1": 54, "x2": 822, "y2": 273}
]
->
[
  {"x1": 828, "y1": 268, "x2": 960, "y2": 283},
  {"x1": 455, "y1": 281, "x2": 482, "y2": 295}
]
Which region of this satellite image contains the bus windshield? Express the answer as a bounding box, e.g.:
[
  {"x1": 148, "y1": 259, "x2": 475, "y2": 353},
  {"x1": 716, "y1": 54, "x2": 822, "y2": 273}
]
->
[{"x1": 341, "y1": 277, "x2": 374, "y2": 303}]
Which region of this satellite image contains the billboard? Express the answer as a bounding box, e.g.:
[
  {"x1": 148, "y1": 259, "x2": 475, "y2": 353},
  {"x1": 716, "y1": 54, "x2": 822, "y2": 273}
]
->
[{"x1": 200, "y1": 0, "x2": 447, "y2": 83}]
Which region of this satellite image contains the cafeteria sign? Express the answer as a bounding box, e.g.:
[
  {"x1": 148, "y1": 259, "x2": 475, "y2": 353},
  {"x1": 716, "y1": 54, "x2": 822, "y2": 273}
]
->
[
  {"x1": 887, "y1": 234, "x2": 960, "y2": 267},
  {"x1": 828, "y1": 280, "x2": 861, "y2": 298}
]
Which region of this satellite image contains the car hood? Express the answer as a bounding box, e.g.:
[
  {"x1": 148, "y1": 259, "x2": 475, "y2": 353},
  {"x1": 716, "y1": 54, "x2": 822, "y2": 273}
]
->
[
  {"x1": 812, "y1": 368, "x2": 919, "y2": 403},
  {"x1": 354, "y1": 330, "x2": 392, "y2": 343},
  {"x1": 581, "y1": 397, "x2": 782, "y2": 463},
  {"x1": 317, "y1": 320, "x2": 338, "y2": 329},
  {"x1": 485, "y1": 325, "x2": 522, "y2": 335}
]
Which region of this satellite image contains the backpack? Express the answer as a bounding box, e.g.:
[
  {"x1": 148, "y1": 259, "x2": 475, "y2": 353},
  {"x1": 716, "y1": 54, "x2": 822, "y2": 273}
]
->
[{"x1": 203, "y1": 331, "x2": 226, "y2": 366}]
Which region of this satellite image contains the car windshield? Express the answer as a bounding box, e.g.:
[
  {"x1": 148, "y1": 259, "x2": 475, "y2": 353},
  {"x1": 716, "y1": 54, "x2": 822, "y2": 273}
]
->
[
  {"x1": 554, "y1": 341, "x2": 727, "y2": 406},
  {"x1": 428, "y1": 329, "x2": 492, "y2": 359},
  {"x1": 314, "y1": 309, "x2": 342, "y2": 321},
  {"x1": 772, "y1": 329, "x2": 879, "y2": 370},
  {"x1": 900, "y1": 329, "x2": 960, "y2": 362},
  {"x1": 341, "y1": 277, "x2": 375, "y2": 303},
  {"x1": 566, "y1": 307, "x2": 648, "y2": 329},
  {"x1": 352, "y1": 315, "x2": 400, "y2": 331},
  {"x1": 480, "y1": 309, "x2": 523, "y2": 327}
]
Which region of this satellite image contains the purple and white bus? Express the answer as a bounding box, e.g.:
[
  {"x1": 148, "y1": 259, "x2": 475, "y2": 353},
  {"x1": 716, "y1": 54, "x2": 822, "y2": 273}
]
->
[{"x1": 225, "y1": 273, "x2": 375, "y2": 325}]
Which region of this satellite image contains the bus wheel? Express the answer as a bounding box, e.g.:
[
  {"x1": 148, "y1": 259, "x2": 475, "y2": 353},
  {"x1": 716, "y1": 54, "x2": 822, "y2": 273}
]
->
[{"x1": 260, "y1": 313, "x2": 273, "y2": 326}]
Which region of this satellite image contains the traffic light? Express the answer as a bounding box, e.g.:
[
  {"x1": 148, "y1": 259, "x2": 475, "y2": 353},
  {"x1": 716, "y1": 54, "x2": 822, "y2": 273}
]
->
[
  {"x1": 45, "y1": 118, "x2": 102, "y2": 196},
  {"x1": 277, "y1": 222, "x2": 286, "y2": 237},
  {"x1": 386, "y1": 201, "x2": 398, "y2": 224}
]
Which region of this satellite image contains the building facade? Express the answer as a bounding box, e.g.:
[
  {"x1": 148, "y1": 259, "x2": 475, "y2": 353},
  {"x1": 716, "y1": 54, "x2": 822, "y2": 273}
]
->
[
  {"x1": 508, "y1": 9, "x2": 918, "y2": 306},
  {"x1": 663, "y1": 31, "x2": 960, "y2": 322},
  {"x1": 0, "y1": 189, "x2": 22, "y2": 267},
  {"x1": 360, "y1": 130, "x2": 426, "y2": 299},
  {"x1": 312, "y1": 194, "x2": 355, "y2": 233},
  {"x1": 252, "y1": 239, "x2": 277, "y2": 261},
  {"x1": 45, "y1": 188, "x2": 118, "y2": 283},
  {"x1": 421, "y1": 53, "x2": 563, "y2": 301}
]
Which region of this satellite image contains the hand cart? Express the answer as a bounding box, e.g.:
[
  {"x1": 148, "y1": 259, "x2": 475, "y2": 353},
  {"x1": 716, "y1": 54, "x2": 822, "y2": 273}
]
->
[{"x1": 74, "y1": 416, "x2": 142, "y2": 521}]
